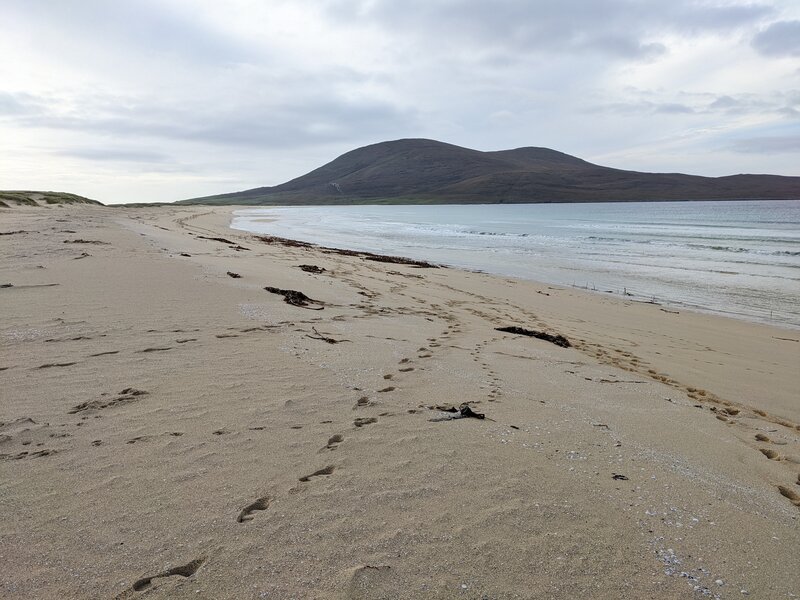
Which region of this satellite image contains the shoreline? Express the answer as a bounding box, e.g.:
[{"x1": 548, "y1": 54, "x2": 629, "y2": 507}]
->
[
  {"x1": 221, "y1": 207, "x2": 800, "y2": 422},
  {"x1": 1, "y1": 204, "x2": 798, "y2": 599},
  {"x1": 230, "y1": 204, "x2": 800, "y2": 332},
  {"x1": 238, "y1": 226, "x2": 800, "y2": 333}
]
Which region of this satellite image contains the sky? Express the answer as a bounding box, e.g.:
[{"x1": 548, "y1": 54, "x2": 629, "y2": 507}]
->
[{"x1": 1, "y1": 0, "x2": 799, "y2": 204}]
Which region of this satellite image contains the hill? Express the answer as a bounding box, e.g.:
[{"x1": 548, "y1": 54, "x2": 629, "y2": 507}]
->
[
  {"x1": 0, "y1": 191, "x2": 103, "y2": 208},
  {"x1": 178, "y1": 139, "x2": 800, "y2": 205}
]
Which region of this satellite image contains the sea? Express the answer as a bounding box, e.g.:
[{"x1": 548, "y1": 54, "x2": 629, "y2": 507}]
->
[{"x1": 231, "y1": 200, "x2": 800, "y2": 329}]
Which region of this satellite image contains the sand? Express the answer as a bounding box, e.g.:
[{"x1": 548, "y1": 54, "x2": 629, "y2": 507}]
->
[{"x1": 1, "y1": 204, "x2": 798, "y2": 599}]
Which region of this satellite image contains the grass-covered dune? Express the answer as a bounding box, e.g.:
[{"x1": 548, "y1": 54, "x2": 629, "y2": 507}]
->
[{"x1": 0, "y1": 191, "x2": 103, "y2": 208}]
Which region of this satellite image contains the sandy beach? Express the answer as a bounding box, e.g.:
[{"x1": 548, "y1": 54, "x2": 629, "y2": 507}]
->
[{"x1": 1, "y1": 204, "x2": 798, "y2": 599}]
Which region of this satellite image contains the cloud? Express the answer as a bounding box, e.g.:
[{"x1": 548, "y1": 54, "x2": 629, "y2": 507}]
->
[
  {"x1": 325, "y1": 0, "x2": 773, "y2": 59},
  {"x1": 703, "y1": 93, "x2": 777, "y2": 115},
  {"x1": 1, "y1": 0, "x2": 798, "y2": 203},
  {"x1": 55, "y1": 147, "x2": 171, "y2": 163},
  {"x1": 38, "y1": 100, "x2": 412, "y2": 150},
  {"x1": 586, "y1": 90, "x2": 798, "y2": 119},
  {"x1": 584, "y1": 100, "x2": 695, "y2": 115},
  {"x1": 2, "y1": 88, "x2": 417, "y2": 151},
  {"x1": 654, "y1": 103, "x2": 694, "y2": 114},
  {"x1": 0, "y1": 91, "x2": 43, "y2": 116},
  {"x1": 2, "y1": 0, "x2": 255, "y2": 66},
  {"x1": 729, "y1": 135, "x2": 800, "y2": 153},
  {"x1": 667, "y1": 2, "x2": 774, "y2": 31},
  {"x1": 752, "y1": 20, "x2": 800, "y2": 56},
  {"x1": 709, "y1": 95, "x2": 740, "y2": 110}
]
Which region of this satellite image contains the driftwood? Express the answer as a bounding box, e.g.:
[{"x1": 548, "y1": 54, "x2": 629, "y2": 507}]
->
[
  {"x1": 264, "y1": 286, "x2": 324, "y2": 310},
  {"x1": 495, "y1": 326, "x2": 571, "y2": 348}
]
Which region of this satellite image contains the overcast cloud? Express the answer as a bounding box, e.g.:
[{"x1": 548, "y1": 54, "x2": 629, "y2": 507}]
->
[{"x1": 1, "y1": 0, "x2": 798, "y2": 203}]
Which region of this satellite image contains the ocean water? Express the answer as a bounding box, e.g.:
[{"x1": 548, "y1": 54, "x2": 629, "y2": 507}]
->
[{"x1": 231, "y1": 200, "x2": 800, "y2": 329}]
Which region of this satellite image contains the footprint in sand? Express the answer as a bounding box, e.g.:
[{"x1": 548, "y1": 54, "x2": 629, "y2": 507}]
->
[
  {"x1": 354, "y1": 396, "x2": 372, "y2": 408},
  {"x1": 237, "y1": 496, "x2": 271, "y2": 523},
  {"x1": 122, "y1": 557, "x2": 206, "y2": 596},
  {"x1": 760, "y1": 448, "x2": 781, "y2": 460},
  {"x1": 777, "y1": 485, "x2": 800, "y2": 507},
  {"x1": 354, "y1": 417, "x2": 378, "y2": 428},
  {"x1": 2, "y1": 449, "x2": 56, "y2": 460},
  {"x1": 299, "y1": 465, "x2": 335, "y2": 482},
  {"x1": 344, "y1": 564, "x2": 397, "y2": 596},
  {"x1": 68, "y1": 389, "x2": 148, "y2": 414},
  {"x1": 322, "y1": 434, "x2": 344, "y2": 451}
]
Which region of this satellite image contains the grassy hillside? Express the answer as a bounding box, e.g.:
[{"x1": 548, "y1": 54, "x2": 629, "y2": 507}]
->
[{"x1": 0, "y1": 191, "x2": 103, "y2": 208}]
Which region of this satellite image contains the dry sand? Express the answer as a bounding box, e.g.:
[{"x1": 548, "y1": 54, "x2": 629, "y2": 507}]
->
[{"x1": 1, "y1": 204, "x2": 798, "y2": 599}]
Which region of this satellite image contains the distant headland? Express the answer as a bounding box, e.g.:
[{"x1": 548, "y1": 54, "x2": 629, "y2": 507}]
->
[{"x1": 177, "y1": 138, "x2": 800, "y2": 206}]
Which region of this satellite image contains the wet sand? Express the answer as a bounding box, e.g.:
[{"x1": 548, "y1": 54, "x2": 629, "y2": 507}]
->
[{"x1": 1, "y1": 204, "x2": 798, "y2": 599}]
